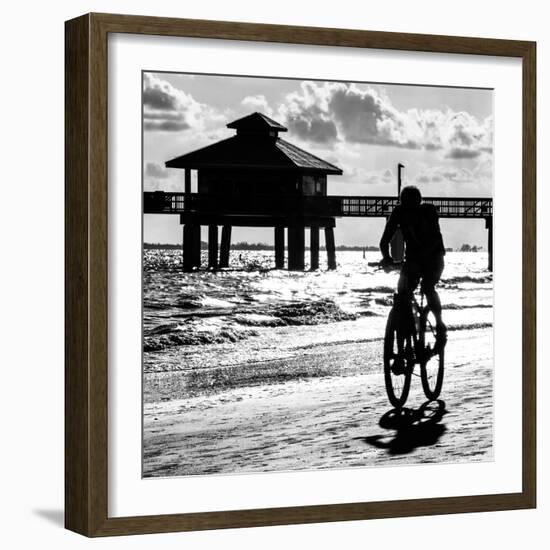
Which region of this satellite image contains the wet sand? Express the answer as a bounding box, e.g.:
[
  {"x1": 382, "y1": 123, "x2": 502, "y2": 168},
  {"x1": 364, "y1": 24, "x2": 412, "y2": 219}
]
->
[{"x1": 143, "y1": 327, "x2": 493, "y2": 477}]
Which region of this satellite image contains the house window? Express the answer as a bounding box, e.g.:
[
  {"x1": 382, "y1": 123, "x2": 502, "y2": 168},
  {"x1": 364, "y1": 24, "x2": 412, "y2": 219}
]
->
[{"x1": 301, "y1": 175, "x2": 315, "y2": 195}]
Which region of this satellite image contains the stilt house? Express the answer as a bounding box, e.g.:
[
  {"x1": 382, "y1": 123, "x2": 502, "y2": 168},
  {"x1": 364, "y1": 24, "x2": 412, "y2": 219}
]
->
[{"x1": 164, "y1": 112, "x2": 343, "y2": 270}]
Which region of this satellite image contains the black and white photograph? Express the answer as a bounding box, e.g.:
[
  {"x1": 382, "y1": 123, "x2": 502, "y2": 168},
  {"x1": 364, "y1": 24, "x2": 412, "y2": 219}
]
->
[
  {"x1": 141, "y1": 71, "x2": 494, "y2": 477},
  {"x1": 1, "y1": 0, "x2": 543, "y2": 545}
]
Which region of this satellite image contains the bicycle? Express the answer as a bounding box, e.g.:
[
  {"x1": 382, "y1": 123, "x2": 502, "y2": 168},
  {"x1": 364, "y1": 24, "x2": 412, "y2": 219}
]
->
[{"x1": 372, "y1": 261, "x2": 445, "y2": 408}]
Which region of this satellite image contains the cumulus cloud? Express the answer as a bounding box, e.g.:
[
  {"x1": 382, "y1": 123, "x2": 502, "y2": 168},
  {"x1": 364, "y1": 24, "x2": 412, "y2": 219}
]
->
[
  {"x1": 276, "y1": 81, "x2": 493, "y2": 158},
  {"x1": 143, "y1": 160, "x2": 187, "y2": 192},
  {"x1": 445, "y1": 114, "x2": 493, "y2": 159},
  {"x1": 143, "y1": 73, "x2": 219, "y2": 132},
  {"x1": 416, "y1": 166, "x2": 473, "y2": 184},
  {"x1": 473, "y1": 157, "x2": 493, "y2": 180},
  {"x1": 144, "y1": 177, "x2": 181, "y2": 192},
  {"x1": 278, "y1": 82, "x2": 338, "y2": 144},
  {"x1": 145, "y1": 162, "x2": 170, "y2": 179},
  {"x1": 329, "y1": 84, "x2": 418, "y2": 147},
  {"x1": 341, "y1": 167, "x2": 395, "y2": 185},
  {"x1": 241, "y1": 95, "x2": 273, "y2": 117},
  {"x1": 415, "y1": 159, "x2": 493, "y2": 186},
  {"x1": 142, "y1": 76, "x2": 493, "y2": 160}
]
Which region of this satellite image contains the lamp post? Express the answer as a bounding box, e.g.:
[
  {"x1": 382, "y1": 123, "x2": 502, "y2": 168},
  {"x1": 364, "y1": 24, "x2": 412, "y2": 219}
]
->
[{"x1": 390, "y1": 163, "x2": 405, "y2": 261}]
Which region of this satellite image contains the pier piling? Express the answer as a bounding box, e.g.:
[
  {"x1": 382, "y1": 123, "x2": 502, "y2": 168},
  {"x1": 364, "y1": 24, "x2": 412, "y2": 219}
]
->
[
  {"x1": 219, "y1": 225, "x2": 232, "y2": 268},
  {"x1": 274, "y1": 226, "x2": 285, "y2": 269},
  {"x1": 310, "y1": 226, "x2": 319, "y2": 270},
  {"x1": 208, "y1": 225, "x2": 218, "y2": 269},
  {"x1": 288, "y1": 224, "x2": 305, "y2": 271},
  {"x1": 486, "y1": 217, "x2": 493, "y2": 271},
  {"x1": 325, "y1": 227, "x2": 336, "y2": 270},
  {"x1": 192, "y1": 225, "x2": 201, "y2": 267}
]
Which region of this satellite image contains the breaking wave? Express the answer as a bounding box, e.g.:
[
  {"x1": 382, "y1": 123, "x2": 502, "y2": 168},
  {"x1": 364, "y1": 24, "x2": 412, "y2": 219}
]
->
[
  {"x1": 144, "y1": 299, "x2": 358, "y2": 351},
  {"x1": 144, "y1": 327, "x2": 258, "y2": 352},
  {"x1": 142, "y1": 250, "x2": 494, "y2": 368},
  {"x1": 441, "y1": 274, "x2": 492, "y2": 285}
]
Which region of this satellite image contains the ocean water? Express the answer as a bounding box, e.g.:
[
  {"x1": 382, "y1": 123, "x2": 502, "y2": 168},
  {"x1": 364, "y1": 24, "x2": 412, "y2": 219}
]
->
[{"x1": 143, "y1": 250, "x2": 493, "y2": 379}]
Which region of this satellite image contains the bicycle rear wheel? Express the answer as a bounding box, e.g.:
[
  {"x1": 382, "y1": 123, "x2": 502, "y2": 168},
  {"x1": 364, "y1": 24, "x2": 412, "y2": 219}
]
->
[
  {"x1": 420, "y1": 309, "x2": 445, "y2": 400},
  {"x1": 384, "y1": 308, "x2": 413, "y2": 408}
]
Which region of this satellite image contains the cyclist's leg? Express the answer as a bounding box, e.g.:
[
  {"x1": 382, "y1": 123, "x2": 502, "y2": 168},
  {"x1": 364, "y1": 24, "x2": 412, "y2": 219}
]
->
[
  {"x1": 424, "y1": 286, "x2": 444, "y2": 327},
  {"x1": 421, "y1": 256, "x2": 446, "y2": 349},
  {"x1": 420, "y1": 256, "x2": 445, "y2": 326},
  {"x1": 396, "y1": 261, "x2": 420, "y2": 330},
  {"x1": 389, "y1": 263, "x2": 419, "y2": 374},
  {"x1": 397, "y1": 261, "x2": 420, "y2": 296}
]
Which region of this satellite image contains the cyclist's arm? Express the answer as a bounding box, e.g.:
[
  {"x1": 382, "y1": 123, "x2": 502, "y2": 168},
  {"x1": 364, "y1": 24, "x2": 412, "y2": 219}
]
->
[{"x1": 379, "y1": 209, "x2": 399, "y2": 261}]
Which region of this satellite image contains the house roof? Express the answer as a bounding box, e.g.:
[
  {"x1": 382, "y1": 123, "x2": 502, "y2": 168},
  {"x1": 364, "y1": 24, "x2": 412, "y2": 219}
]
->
[
  {"x1": 165, "y1": 113, "x2": 343, "y2": 175},
  {"x1": 226, "y1": 112, "x2": 288, "y2": 133}
]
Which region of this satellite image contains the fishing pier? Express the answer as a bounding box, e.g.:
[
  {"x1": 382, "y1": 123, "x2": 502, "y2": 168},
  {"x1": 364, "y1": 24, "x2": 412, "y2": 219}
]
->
[{"x1": 144, "y1": 113, "x2": 494, "y2": 271}]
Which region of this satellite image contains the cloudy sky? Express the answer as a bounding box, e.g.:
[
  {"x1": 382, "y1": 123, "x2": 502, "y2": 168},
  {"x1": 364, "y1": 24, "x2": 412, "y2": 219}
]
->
[{"x1": 143, "y1": 72, "x2": 493, "y2": 248}]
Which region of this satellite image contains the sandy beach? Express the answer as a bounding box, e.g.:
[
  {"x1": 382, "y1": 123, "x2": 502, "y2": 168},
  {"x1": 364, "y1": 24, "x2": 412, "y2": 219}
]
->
[{"x1": 143, "y1": 326, "x2": 493, "y2": 477}]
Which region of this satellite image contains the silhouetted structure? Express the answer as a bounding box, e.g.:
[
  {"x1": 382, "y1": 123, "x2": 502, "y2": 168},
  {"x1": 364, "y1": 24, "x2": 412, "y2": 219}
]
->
[
  {"x1": 144, "y1": 113, "x2": 494, "y2": 271},
  {"x1": 161, "y1": 112, "x2": 343, "y2": 270}
]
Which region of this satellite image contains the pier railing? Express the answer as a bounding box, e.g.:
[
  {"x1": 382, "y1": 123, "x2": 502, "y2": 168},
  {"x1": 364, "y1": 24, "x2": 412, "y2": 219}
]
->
[
  {"x1": 338, "y1": 196, "x2": 493, "y2": 218},
  {"x1": 143, "y1": 192, "x2": 492, "y2": 219}
]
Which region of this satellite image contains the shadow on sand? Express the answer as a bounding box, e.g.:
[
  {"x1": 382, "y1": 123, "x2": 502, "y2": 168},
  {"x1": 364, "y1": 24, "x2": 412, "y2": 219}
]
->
[{"x1": 356, "y1": 400, "x2": 448, "y2": 455}]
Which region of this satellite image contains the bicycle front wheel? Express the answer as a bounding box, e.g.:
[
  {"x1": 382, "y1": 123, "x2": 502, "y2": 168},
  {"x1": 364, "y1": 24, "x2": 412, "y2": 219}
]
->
[
  {"x1": 420, "y1": 309, "x2": 445, "y2": 400},
  {"x1": 383, "y1": 308, "x2": 413, "y2": 408}
]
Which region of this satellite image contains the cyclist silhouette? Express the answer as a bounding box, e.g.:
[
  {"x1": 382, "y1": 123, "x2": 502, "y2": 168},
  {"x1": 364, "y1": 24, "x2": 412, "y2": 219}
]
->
[{"x1": 380, "y1": 185, "x2": 447, "y2": 350}]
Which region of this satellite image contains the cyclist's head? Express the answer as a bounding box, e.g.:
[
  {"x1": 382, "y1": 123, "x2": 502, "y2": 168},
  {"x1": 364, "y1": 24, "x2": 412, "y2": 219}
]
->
[{"x1": 400, "y1": 185, "x2": 422, "y2": 208}]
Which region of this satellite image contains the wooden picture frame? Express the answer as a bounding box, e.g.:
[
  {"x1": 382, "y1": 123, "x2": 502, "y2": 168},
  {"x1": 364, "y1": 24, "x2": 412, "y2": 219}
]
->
[{"x1": 65, "y1": 12, "x2": 536, "y2": 537}]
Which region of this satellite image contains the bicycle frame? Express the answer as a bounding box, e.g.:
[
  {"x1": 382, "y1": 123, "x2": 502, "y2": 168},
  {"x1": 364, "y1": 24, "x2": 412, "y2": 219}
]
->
[
  {"x1": 392, "y1": 290, "x2": 432, "y2": 367},
  {"x1": 383, "y1": 265, "x2": 446, "y2": 407}
]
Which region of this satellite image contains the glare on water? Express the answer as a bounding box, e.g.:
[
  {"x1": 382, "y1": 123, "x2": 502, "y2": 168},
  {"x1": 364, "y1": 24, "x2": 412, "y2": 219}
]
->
[{"x1": 143, "y1": 250, "x2": 493, "y2": 375}]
